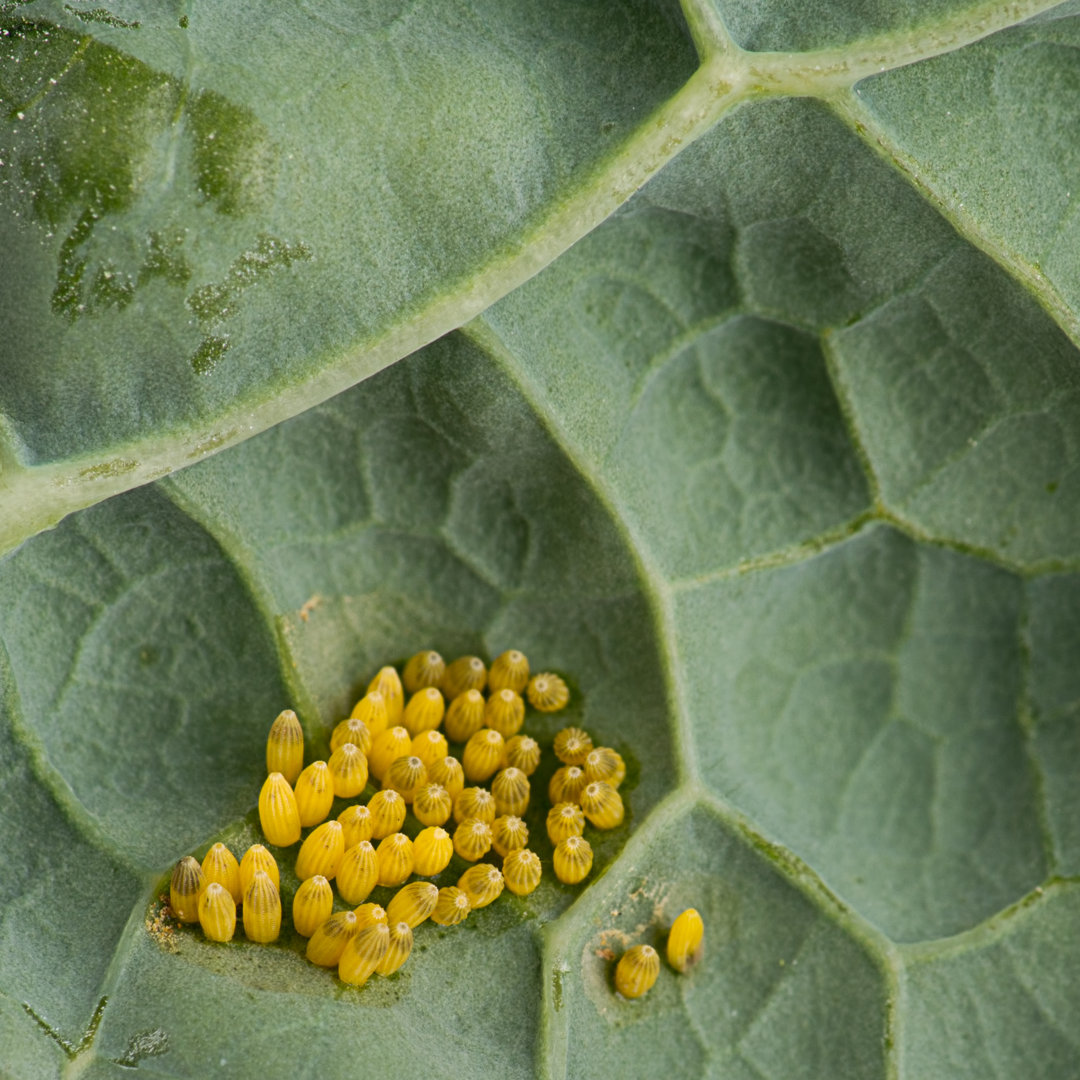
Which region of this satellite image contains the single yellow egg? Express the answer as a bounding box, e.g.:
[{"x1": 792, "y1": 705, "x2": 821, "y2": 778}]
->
[
  {"x1": 615, "y1": 944, "x2": 660, "y2": 999},
  {"x1": 430, "y1": 886, "x2": 471, "y2": 927},
  {"x1": 292, "y1": 875, "x2": 334, "y2": 937},
  {"x1": 336, "y1": 841, "x2": 378, "y2": 905},
  {"x1": 338, "y1": 922, "x2": 390, "y2": 987},
  {"x1": 402, "y1": 649, "x2": 446, "y2": 695},
  {"x1": 502, "y1": 848, "x2": 542, "y2": 897},
  {"x1": 444, "y1": 689, "x2": 486, "y2": 743},
  {"x1": 457, "y1": 863, "x2": 504, "y2": 909},
  {"x1": 488, "y1": 649, "x2": 530, "y2": 694},
  {"x1": 527, "y1": 672, "x2": 569, "y2": 713},
  {"x1": 198, "y1": 882, "x2": 236, "y2": 942},
  {"x1": 306, "y1": 910, "x2": 359, "y2": 967},
  {"x1": 242, "y1": 870, "x2": 281, "y2": 944},
  {"x1": 258, "y1": 772, "x2": 301, "y2": 847},
  {"x1": 412, "y1": 826, "x2": 454, "y2": 876},
  {"x1": 385, "y1": 880, "x2": 439, "y2": 928},
  {"x1": 294, "y1": 820, "x2": 345, "y2": 881},
  {"x1": 169, "y1": 856, "x2": 204, "y2": 923},
  {"x1": 442, "y1": 655, "x2": 487, "y2": 699},
  {"x1": 266, "y1": 709, "x2": 304, "y2": 783},
  {"x1": 667, "y1": 908, "x2": 705, "y2": 973},
  {"x1": 294, "y1": 761, "x2": 334, "y2": 827},
  {"x1": 201, "y1": 843, "x2": 242, "y2": 905}
]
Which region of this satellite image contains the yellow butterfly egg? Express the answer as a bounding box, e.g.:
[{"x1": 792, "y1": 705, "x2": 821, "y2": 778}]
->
[
  {"x1": 328, "y1": 743, "x2": 369, "y2": 799},
  {"x1": 615, "y1": 944, "x2": 660, "y2": 999},
  {"x1": 336, "y1": 840, "x2": 378, "y2": 905},
  {"x1": 386, "y1": 880, "x2": 439, "y2": 928},
  {"x1": 376, "y1": 920, "x2": 414, "y2": 977},
  {"x1": 463, "y1": 728, "x2": 506, "y2": 783},
  {"x1": 402, "y1": 649, "x2": 446, "y2": 695},
  {"x1": 452, "y1": 818, "x2": 493, "y2": 862},
  {"x1": 667, "y1": 908, "x2": 705, "y2": 974},
  {"x1": 502, "y1": 848, "x2": 542, "y2": 897},
  {"x1": 491, "y1": 814, "x2": 529, "y2": 858},
  {"x1": 442, "y1": 655, "x2": 488, "y2": 699},
  {"x1": 350, "y1": 690, "x2": 389, "y2": 737},
  {"x1": 294, "y1": 761, "x2": 335, "y2": 827},
  {"x1": 367, "y1": 666, "x2": 404, "y2": 726},
  {"x1": 491, "y1": 767, "x2": 530, "y2": 817},
  {"x1": 266, "y1": 709, "x2": 304, "y2": 784},
  {"x1": 239, "y1": 844, "x2": 280, "y2": 895},
  {"x1": 369, "y1": 726, "x2": 412, "y2": 782},
  {"x1": 583, "y1": 746, "x2": 624, "y2": 786},
  {"x1": 169, "y1": 856, "x2": 204, "y2": 923},
  {"x1": 330, "y1": 716, "x2": 372, "y2": 755},
  {"x1": 484, "y1": 689, "x2": 525, "y2": 738},
  {"x1": 383, "y1": 754, "x2": 427, "y2": 804},
  {"x1": 430, "y1": 886, "x2": 471, "y2": 927},
  {"x1": 427, "y1": 755, "x2": 465, "y2": 800},
  {"x1": 412, "y1": 826, "x2": 454, "y2": 876},
  {"x1": 488, "y1": 649, "x2": 530, "y2": 695},
  {"x1": 292, "y1": 875, "x2": 334, "y2": 937},
  {"x1": 413, "y1": 783, "x2": 453, "y2": 827},
  {"x1": 198, "y1": 882, "x2": 236, "y2": 943},
  {"x1": 580, "y1": 781, "x2": 625, "y2": 830},
  {"x1": 306, "y1": 910, "x2": 359, "y2": 967},
  {"x1": 353, "y1": 902, "x2": 388, "y2": 929},
  {"x1": 411, "y1": 728, "x2": 449, "y2": 769},
  {"x1": 453, "y1": 785, "x2": 497, "y2": 825},
  {"x1": 457, "y1": 863, "x2": 504, "y2": 909},
  {"x1": 402, "y1": 687, "x2": 445, "y2": 737},
  {"x1": 504, "y1": 734, "x2": 541, "y2": 777},
  {"x1": 258, "y1": 772, "x2": 302, "y2": 847},
  {"x1": 546, "y1": 802, "x2": 585, "y2": 845},
  {"x1": 553, "y1": 836, "x2": 593, "y2": 885},
  {"x1": 338, "y1": 804, "x2": 375, "y2": 848},
  {"x1": 554, "y1": 726, "x2": 593, "y2": 766},
  {"x1": 242, "y1": 870, "x2": 281, "y2": 944},
  {"x1": 201, "y1": 842, "x2": 242, "y2": 905},
  {"x1": 338, "y1": 922, "x2": 390, "y2": 987},
  {"x1": 375, "y1": 833, "x2": 414, "y2": 888},
  {"x1": 527, "y1": 672, "x2": 569, "y2": 713},
  {"x1": 444, "y1": 689, "x2": 486, "y2": 743},
  {"x1": 367, "y1": 789, "x2": 407, "y2": 839},
  {"x1": 294, "y1": 820, "x2": 345, "y2": 881},
  {"x1": 548, "y1": 765, "x2": 587, "y2": 806}
]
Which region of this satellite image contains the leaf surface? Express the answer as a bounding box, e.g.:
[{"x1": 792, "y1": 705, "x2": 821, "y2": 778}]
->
[{"x1": 2, "y1": 2, "x2": 1080, "y2": 1078}]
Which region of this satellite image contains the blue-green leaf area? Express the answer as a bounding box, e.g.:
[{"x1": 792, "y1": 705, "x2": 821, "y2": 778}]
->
[
  {"x1": 830, "y1": 235, "x2": 1080, "y2": 569},
  {"x1": 703, "y1": 0, "x2": 987, "y2": 52},
  {"x1": 0, "y1": 487, "x2": 289, "y2": 870},
  {"x1": 1025, "y1": 573, "x2": 1080, "y2": 874},
  {"x1": 0, "y1": 0, "x2": 697, "y2": 464},
  {"x1": 0, "y1": 652, "x2": 139, "y2": 1048},
  {"x1": 481, "y1": 97, "x2": 958, "y2": 579},
  {"x1": 850, "y1": 11, "x2": 1080, "y2": 336},
  {"x1": 550, "y1": 801, "x2": 888, "y2": 1080},
  {"x1": 900, "y1": 883, "x2": 1080, "y2": 1078},
  {"x1": 675, "y1": 525, "x2": 1047, "y2": 943}
]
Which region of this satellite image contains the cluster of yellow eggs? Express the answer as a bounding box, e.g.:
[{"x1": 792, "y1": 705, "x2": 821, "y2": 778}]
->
[
  {"x1": 614, "y1": 908, "x2": 706, "y2": 999},
  {"x1": 166, "y1": 648, "x2": 633, "y2": 988}
]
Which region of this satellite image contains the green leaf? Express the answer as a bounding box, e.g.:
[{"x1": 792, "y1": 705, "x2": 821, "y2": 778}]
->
[{"x1": 2, "y1": 1, "x2": 1080, "y2": 1078}]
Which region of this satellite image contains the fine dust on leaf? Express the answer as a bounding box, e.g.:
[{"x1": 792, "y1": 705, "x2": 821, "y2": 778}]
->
[{"x1": 145, "y1": 893, "x2": 180, "y2": 954}]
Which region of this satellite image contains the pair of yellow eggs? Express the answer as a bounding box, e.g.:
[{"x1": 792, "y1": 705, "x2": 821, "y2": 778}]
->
[{"x1": 614, "y1": 908, "x2": 706, "y2": 999}]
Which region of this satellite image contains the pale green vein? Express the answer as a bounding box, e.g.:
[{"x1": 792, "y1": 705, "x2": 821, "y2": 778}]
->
[
  {"x1": 899, "y1": 877, "x2": 1080, "y2": 964},
  {"x1": 833, "y1": 90, "x2": 1080, "y2": 351},
  {"x1": 738, "y1": 0, "x2": 1065, "y2": 93}
]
